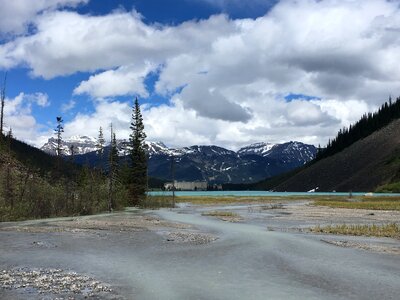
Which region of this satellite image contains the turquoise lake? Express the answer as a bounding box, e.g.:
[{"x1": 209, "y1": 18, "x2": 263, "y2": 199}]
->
[{"x1": 148, "y1": 191, "x2": 400, "y2": 197}]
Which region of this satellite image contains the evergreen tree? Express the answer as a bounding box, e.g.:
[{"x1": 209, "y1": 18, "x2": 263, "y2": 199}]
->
[
  {"x1": 317, "y1": 96, "x2": 400, "y2": 160},
  {"x1": 96, "y1": 126, "x2": 106, "y2": 157},
  {"x1": 129, "y1": 97, "x2": 147, "y2": 205},
  {"x1": 55, "y1": 116, "x2": 64, "y2": 157},
  {"x1": 108, "y1": 124, "x2": 118, "y2": 211}
]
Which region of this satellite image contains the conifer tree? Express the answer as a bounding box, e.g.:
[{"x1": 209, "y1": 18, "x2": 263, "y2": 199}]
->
[
  {"x1": 96, "y1": 126, "x2": 106, "y2": 157},
  {"x1": 129, "y1": 97, "x2": 147, "y2": 205},
  {"x1": 55, "y1": 116, "x2": 64, "y2": 157},
  {"x1": 108, "y1": 124, "x2": 118, "y2": 211},
  {"x1": 317, "y1": 96, "x2": 400, "y2": 160}
]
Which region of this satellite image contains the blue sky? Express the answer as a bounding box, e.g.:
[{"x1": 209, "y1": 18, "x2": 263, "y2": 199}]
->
[{"x1": 0, "y1": 0, "x2": 399, "y2": 149}]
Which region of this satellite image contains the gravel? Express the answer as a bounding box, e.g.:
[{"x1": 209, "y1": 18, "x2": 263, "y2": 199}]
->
[
  {"x1": 0, "y1": 268, "x2": 116, "y2": 299},
  {"x1": 165, "y1": 231, "x2": 218, "y2": 244},
  {"x1": 321, "y1": 239, "x2": 400, "y2": 255}
]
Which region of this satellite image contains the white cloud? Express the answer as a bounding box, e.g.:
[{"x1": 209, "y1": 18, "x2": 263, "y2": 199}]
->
[
  {"x1": 63, "y1": 100, "x2": 132, "y2": 141},
  {"x1": 0, "y1": 0, "x2": 88, "y2": 35},
  {"x1": 32, "y1": 92, "x2": 50, "y2": 107},
  {"x1": 74, "y1": 62, "x2": 156, "y2": 98},
  {"x1": 1, "y1": 0, "x2": 400, "y2": 148},
  {"x1": 3, "y1": 92, "x2": 51, "y2": 145},
  {"x1": 313, "y1": 99, "x2": 374, "y2": 128}
]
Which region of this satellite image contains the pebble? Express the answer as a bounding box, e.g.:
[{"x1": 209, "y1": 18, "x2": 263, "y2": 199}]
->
[
  {"x1": 0, "y1": 268, "x2": 114, "y2": 298},
  {"x1": 166, "y1": 231, "x2": 218, "y2": 245}
]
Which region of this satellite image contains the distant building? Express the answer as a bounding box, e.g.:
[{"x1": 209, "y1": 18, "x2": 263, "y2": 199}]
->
[{"x1": 164, "y1": 181, "x2": 208, "y2": 191}]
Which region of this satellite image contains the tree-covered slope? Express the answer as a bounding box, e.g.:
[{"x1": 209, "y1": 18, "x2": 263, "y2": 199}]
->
[
  {"x1": 271, "y1": 118, "x2": 400, "y2": 192},
  {"x1": 316, "y1": 96, "x2": 400, "y2": 160},
  {"x1": 0, "y1": 135, "x2": 128, "y2": 221}
]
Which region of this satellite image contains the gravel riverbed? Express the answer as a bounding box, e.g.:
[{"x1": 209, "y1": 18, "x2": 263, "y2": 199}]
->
[
  {"x1": 1, "y1": 203, "x2": 400, "y2": 299},
  {"x1": 0, "y1": 268, "x2": 116, "y2": 299}
]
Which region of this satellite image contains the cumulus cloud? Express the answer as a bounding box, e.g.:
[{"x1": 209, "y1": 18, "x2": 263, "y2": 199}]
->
[
  {"x1": 3, "y1": 92, "x2": 51, "y2": 144},
  {"x1": 74, "y1": 62, "x2": 156, "y2": 98},
  {"x1": 1, "y1": 0, "x2": 400, "y2": 148},
  {"x1": 0, "y1": 0, "x2": 88, "y2": 36},
  {"x1": 63, "y1": 100, "x2": 132, "y2": 141}
]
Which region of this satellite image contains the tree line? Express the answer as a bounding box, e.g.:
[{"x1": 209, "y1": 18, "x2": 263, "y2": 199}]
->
[
  {"x1": 0, "y1": 90, "x2": 149, "y2": 221},
  {"x1": 316, "y1": 96, "x2": 400, "y2": 160}
]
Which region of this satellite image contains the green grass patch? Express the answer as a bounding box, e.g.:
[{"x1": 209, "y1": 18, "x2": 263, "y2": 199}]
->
[
  {"x1": 174, "y1": 195, "x2": 322, "y2": 205},
  {"x1": 140, "y1": 196, "x2": 176, "y2": 209},
  {"x1": 375, "y1": 182, "x2": 400, "y2": 193},
  {"x1": 311, "y1": 223, "x2": 400, "y2": 239},
  {"x1": 201, "y1": 211, "x2": 239, "y2": 217},
  {"x1": 313, "y1": 197, "x2": 400, "y2": 211}
]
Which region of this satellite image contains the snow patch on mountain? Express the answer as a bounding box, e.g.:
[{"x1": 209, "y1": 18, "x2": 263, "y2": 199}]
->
[
  {"x1": 40, "y1": 136, "x2": 316, "y2": 166},
  {"x1": 40, "y1": 136, "x2": 98, "y2": 156},
  {"x1": 237, "y1": 142, "x2": 276, "y2": 156}
]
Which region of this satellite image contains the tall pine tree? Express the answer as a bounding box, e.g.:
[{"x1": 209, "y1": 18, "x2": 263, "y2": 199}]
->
[
  {"x1": 96, "y1": 126, "x2": 106, "y2": 157},
  {"x1": 108, "y1": 124, "x2": 118, "y2": 211},
  {"x1": 55, "y1": 116, "x2": 64, "y2": 157},
  {"x1": 129, "y1": 98, "x2": 147, "y2": 205}
]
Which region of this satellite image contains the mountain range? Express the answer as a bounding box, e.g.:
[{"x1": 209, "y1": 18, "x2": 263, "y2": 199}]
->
[{"x1": 40, "y1": 137, "x2": 317, "y2": 184}]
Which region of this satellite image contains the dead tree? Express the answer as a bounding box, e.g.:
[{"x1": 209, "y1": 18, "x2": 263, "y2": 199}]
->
[{"x1": 0, "y1": 73, "x2": 7, "y2": 138}]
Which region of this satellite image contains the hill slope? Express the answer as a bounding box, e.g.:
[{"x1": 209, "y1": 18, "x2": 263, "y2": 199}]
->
[
  {"x1": 0, "y1": 135, "x2": 126, "y2": 221},
  {"x1": 272, "y1": 119, "x2": 400, "y2": 192}
]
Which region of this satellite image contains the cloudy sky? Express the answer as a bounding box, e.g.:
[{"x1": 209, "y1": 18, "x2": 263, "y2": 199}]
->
[{"x1": 0, "y1": 0, "x2": 399, "y2": 150}]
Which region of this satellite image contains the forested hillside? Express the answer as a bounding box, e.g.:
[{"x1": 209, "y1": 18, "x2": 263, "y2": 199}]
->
[
  {"x1": 0, "y1": 133, "x2": 129, "y2": 221},
  {"x1": 255, "y1": 97, "x2": 400, "y2": 192},
  {"x1": 0, "y1": 97, "x2": 153, "y2": 221},
  {"x1": 316, "y1": 96, "x2": 400, "y2": 160}
]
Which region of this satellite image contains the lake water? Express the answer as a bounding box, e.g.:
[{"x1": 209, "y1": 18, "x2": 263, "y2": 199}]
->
[{"x1": 148, "y1": 191, "x2": 400, "y2": 197}]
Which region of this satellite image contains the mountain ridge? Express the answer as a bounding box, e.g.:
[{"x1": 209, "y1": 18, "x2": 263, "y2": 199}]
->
[{"x1": 40, "y1": 136, "x2": 317, "y2": 184}]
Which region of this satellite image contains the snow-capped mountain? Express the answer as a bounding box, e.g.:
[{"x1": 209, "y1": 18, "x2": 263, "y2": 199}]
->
[
  {"x1": 238, "y1": 141, "x2": 315, "y2": 162},
  {"x1": 237, "y1": 142, "x2": 276, "y2": 156},
  {"x1": 40, "y1": 136, "x2": 317, "y2": 183},
  {"x1": 41, "y1": 136, "x2": 98, "y2": 155},
  {"x1": 41, "y1": 136, "x2": 166, "y2": 156},
  {"x1": 265, "y1": 141, "x2": 316, "y2": 163}
]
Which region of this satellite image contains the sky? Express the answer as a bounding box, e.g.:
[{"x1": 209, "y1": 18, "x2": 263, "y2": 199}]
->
[{"x1": 0, "y1": 0, "x2": 399, "y2": 150}]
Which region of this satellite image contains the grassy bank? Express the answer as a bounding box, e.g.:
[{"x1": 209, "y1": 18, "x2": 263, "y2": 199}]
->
[
  {"x1": 311, "y1": 223, "x2": 400, "y2": 239},
  {"x1": 140, "y1": 196, "x2": 176, "y2": 209},
  {"x1": 313, "y1": 197, "x2": 400, "y2": 211},
  {"x1": 173, "y1": 195, "x2": 310, "y2": 205}
]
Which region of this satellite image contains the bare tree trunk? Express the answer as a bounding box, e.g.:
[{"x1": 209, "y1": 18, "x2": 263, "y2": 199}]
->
[
  {"x1": 108, "y1": 125, "x2": 114, "y2": 212},
  {"x1": 0, "y1": 73, "x2": 7, "y2": 137}
]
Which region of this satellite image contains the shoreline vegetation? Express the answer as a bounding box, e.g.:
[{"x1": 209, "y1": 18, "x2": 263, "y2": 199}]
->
[
  {"x1": 2, "y1": 192, "x2": 400, "y2": 240},
  {"x1": 311, "y1": 223, "x2": 400, "y2": 239},
  {"x1": 312, "y1": 197, "x2": 400, "y2": 211},
  {"x1": 147, "y1": 194, "x2": 400, "y2": 206}
]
